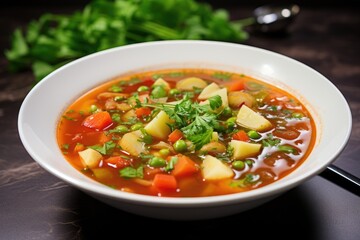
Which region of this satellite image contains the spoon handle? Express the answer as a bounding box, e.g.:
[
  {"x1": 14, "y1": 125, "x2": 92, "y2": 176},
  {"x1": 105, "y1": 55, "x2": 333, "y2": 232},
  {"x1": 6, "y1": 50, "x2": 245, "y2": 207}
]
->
[{"x1": 320, "y1": 164, "x2": 360, "y2": 197}]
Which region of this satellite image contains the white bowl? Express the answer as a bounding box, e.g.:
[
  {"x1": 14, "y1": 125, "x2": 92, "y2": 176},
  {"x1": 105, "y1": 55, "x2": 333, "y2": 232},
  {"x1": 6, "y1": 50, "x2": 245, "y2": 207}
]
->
[{"x1": 18, "y1": 40, "x2": 352, "y2": 220}]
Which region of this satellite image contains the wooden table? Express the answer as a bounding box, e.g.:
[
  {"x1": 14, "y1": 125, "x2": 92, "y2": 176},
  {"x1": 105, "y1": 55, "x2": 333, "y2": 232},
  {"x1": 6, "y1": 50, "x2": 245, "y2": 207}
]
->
[{"x1": 0, "y1": 3, "x2": 359, "y2": 240}]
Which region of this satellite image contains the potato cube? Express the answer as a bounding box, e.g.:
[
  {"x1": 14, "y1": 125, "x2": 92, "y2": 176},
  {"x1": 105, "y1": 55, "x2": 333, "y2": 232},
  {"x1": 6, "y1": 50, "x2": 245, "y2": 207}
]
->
[
  {"x1": 202, "y1": 155, "x2": 234, "y2": 180},
  {"x1": 198, "y1": 83, "x2": 220, "y2": 100},
  {"x1": 78, "y1": 148, "x2": 102, "y2": 168},
  {"x1": 153, "y1": 78, "x2": 170, "y2": 91},
  {"x1": 229, "y1": 140, "x2": 261, "y2": 160},
  {"x1": 119, "y1": 130, "x2": 146, "y2": 156},
  {"x1": 236, "y1": 105, "x2": 272, "y2": 131},
  {"x1": 144, "y1": 111, "x2": 172, "y2": 140},
  {"x1": 176, "y1": 77, "x2": 207, "y2": 90}
]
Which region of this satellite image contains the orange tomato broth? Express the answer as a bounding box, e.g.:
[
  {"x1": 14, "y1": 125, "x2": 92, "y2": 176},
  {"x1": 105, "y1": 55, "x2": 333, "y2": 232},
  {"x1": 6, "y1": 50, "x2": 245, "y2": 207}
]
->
[{"x1": 57, "y1": 69, "x2": 316, "y2": 197}]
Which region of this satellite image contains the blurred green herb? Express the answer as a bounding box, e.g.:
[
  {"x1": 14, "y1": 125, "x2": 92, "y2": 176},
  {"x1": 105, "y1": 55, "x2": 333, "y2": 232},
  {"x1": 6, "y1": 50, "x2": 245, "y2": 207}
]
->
[{"x1": 4, "y1": 0, "x2": 249, "y2": 84}]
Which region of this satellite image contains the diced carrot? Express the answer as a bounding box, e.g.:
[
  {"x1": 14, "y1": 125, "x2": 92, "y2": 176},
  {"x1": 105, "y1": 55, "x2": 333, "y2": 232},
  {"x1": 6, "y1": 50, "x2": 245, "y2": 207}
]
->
[
  {"x1": 104, "y1": 156, "x2": 130, "y2": 169},
  {"x1": 224, "y1": 80, "x2": 244, "y2": 92},
  {"x1": 135, "y1": 107, "x2": 152, "y2": 118},
  {"x1": 232, "y1": 130, "x2": 249, "y2": 142},
  {"x1": 168, "y1": 129, "x2": 183, "y2": 143},
  {"x1": 172, "y1": 154, "x2": 199, "y2": 178},
  {"x1": 74, "y1": 143, "x2": 85, "y2": 152},
  {"x1": 152, "y1": 174, "x2": 178, "y2": 190},
  {"x1": 83, "y1": 111, "x2": 113, "y2": 130},
  {"x1": 99, "y1": 132, "x2": 112, "y2": 143}
]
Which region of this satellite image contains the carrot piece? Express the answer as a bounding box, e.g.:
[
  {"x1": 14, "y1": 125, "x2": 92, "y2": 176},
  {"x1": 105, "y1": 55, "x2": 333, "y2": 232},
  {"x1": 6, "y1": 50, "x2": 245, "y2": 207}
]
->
[
  {"x1": 224, "y1": 80, "x2": 244, "y2": 92},
  {"x1": 232, "y1": 130, "x2": 250, "y2": 142},
  {"x1": 168, "y1": 129, "x2": 183, "y2": 143},
  {"x1": 153, "y1": 174, "x2": 178, "y2": 190},
  {"x1": 172, "y1": 154, "x2": 199, "y2": 178},
  {"x1": 74, "y1": 143, "x2": 85, "y2": 152},
  {"x1": 104, "y1": 156, "x2": 130, "y2": 169},
  {"x1": 99, "y1": 132, "x2": 112, "y2": 143},
  {"x1": 135, "y1": 107, "x2": 152, "y2": 118},
  {"x1": 83, "y1": 111, "x2": 113, "y2": 130}
]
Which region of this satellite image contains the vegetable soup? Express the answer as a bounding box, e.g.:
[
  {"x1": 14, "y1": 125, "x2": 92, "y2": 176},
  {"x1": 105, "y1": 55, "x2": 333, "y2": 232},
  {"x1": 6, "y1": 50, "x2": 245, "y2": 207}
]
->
[{"x1": 57, "y1": 69, "x2": 316, "y2": 197}]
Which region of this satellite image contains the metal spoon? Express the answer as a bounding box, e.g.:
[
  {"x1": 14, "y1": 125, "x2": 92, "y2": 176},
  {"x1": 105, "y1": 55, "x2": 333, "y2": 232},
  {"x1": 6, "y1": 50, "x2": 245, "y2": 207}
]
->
[
  {"x1": 253, "y1": 3, "x2": 300, "y2": 33},
  {"x1": 236, "y1": 4, "x2": 301, "y2": 33}
]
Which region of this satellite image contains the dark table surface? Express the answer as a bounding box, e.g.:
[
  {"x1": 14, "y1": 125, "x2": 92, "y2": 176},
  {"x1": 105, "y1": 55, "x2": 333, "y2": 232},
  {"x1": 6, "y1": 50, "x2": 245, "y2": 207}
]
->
[{"x1": 0, "y1": 3, "x2": 359, "y2": 240}]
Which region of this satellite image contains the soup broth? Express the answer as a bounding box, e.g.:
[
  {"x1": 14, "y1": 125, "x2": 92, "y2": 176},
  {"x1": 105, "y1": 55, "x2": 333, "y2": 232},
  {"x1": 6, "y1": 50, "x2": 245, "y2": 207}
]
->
[{"x1": 57, "y1": 69, "x2": 315, "y2": 197}]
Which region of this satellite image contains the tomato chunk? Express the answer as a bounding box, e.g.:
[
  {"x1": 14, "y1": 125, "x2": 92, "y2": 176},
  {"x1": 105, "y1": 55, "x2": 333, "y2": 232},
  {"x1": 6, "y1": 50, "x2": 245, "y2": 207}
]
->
[
  {"x1": 153, "y1": 174, "x2": 178, "y2": 190},
  {"x1": 83, "y1": 111, "x2": 113, "y2": 130}
]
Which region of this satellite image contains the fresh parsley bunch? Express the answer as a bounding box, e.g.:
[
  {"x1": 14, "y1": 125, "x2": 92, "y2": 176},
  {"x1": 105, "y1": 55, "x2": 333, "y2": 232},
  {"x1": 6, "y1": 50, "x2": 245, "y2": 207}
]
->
[{"x1": 5, "y1": 0, "x2": 248, "y2": 83}]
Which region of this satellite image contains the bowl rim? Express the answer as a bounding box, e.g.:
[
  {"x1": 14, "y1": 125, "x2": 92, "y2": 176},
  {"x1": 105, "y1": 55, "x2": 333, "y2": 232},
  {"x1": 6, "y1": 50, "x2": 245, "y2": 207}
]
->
[{"x1": 18, "y1": 40, "x2": 352, "y2": 207}]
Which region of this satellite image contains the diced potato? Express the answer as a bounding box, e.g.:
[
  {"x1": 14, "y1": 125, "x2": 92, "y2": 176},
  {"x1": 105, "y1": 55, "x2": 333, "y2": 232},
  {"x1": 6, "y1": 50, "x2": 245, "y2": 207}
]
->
[
  {"x1": 199, "y1": 142, "x2": 226, "y2": 154},
  {"x1": 151, "y1": 97, "x2": 168, "y2": 103},
  {"x1": 198, "y1": 83, "x2": 220, "y2": 100},
  {"x1": 119, "y1": 130, "x2": 146, "y2": 156},
  {"x1": 144, "y1": 111, "x2": 173, "y2": 140},
  {"x1": 78, "y1": 148, "x2": 102, "y2": 168},
  {"x1": 153, "y1": 78, "x2": 170, "y2": 91},
  {"x1": 229, "y1": 140, "x2": 261, "y2": 160},
  {"x1": 236, "y1": 105, "x2": 272, "y2": 131},
  {"x1": 202, "y1": 155, "x2": 234, "y2": 180},
  {"x1": 210, "y1": 88, "x2": 229, "y2": 108},
  {"x1": 150, "y1": 141, "x2": 175, "y2": 153},
  {"x1": 176, "y1": 77, "x2": 207, "y2": 90},
  {"x1": 199, "y1": 88, "x2": 228, "y2": 109},
  {"x1": 228, "y1": 91, "x2": 255, "y2": 108},
  {"x1": 121, "y1": 109, "x2": 136, "y2": 121}
]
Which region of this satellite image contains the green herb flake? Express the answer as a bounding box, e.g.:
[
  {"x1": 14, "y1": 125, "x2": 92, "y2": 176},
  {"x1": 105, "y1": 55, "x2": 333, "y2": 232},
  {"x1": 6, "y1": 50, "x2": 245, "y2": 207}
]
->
[
  {"x1": 212, "y1": 72, "x2": 232, "y2": 81},
  {"x1": 62, "y1": 115, "x2": 75, "y2": 121},
  {"x1": 164, "y1": 156, "x2": 178, "y2": 172},
  {"x1": 262, "y1": 134, "x2": 281, "y2": 147},
  {"x1": 62, "y1": 144, "x2": 70, "y2": 150},
  {"x1": 89, "y1": 141, "x2": 116, "y2": 155},
  {"x1": 119, "y1": 166, "x2": 143, "y2": 179},
  {"x1": 109, "y1": 85, "x2": 123, "y2": 93}
]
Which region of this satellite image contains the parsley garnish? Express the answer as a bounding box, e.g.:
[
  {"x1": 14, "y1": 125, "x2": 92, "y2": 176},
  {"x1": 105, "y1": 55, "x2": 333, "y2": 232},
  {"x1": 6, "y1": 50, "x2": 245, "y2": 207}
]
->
[
  {"x1": 164, "y1": 156, "x2": 178, "y2": 172},
  {"x1": 119, "y1": 166, "x2": 144, "y2": 179},
  {"x1": 138, "y1": 95, "x2": 223, "y2": 150},
  {"x1": 230, "y1": 174, "x2": 260, "y2": 188},
  {"x1": 89, "y1": 141, "x2": 116, "y2": 155}
]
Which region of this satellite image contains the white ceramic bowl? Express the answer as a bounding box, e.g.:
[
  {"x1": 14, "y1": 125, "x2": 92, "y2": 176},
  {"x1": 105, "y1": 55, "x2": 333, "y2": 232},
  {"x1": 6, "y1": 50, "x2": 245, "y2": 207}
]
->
[{"x1": 18, "y1": 40, "x2": 352, "y2": 220}]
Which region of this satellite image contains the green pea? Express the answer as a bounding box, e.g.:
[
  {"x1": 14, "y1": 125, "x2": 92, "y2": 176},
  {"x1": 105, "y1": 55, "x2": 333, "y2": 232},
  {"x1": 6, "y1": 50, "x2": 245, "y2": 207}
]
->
[
  {"x1": 142, "y1": 134, "x2": 153, "y2": 144},
  {"x1": 221, "y1": 106, "x2": 232, "y2": 117},
  {"x1": 90, "y1": 104, "x2": 98, "y2": 113},
  {"x1": 137, "y1": 86, "x2": 149, "y2": 92},
  {"x1": 130, "y1": 122, "x2": 143, "y2": 131},
  {"x1": 169, "y1": 89, "x2": 181, "y2": 95},
  {"x1": 114, "y1": 125, "x2": 128, "y2": 133},
  {"x1": 245, "y1": 159, "x2": 254, "y2": 167},
  {"x1": 226, "y1": 117, "x2": 237, "y2": 127},
  {"x1": 159, "y1": 148, "x2": 170, "y2": 157},
  {"x1": 151, "y1": 85, "x2": 167, "y2": 99},
  {"x1": 232, "y1": 161, "x2": 245, "y2": 170},
  {"x1": 111, "y1": 113, "x2": 121, "y2": 123},
  {"x1": 173, "y1": 139, "x2": 187, "y2": 152},
  {"x1": 247, "y1": 130, "x2": 261, "y2": 139},
  {"x1": 292, "y1": 112, "x2": 304, "y2": 119},
  {"x1": 149, "y1": 157, "x2": 167, "y2": 167}
]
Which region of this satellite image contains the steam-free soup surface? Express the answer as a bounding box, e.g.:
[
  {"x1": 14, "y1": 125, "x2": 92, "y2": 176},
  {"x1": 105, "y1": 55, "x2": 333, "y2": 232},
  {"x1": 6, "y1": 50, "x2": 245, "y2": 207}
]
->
[{"x1": 57, "y1": 69, "x2": 315, "y2": 197}]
